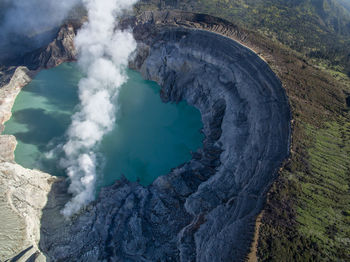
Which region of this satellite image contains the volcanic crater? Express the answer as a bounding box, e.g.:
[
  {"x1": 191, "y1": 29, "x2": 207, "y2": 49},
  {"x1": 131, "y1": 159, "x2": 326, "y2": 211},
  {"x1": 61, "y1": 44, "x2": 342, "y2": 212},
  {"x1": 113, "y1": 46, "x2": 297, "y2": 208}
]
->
[{"x1": 0, "y1": 10, "x2": 291, "y2": 262}]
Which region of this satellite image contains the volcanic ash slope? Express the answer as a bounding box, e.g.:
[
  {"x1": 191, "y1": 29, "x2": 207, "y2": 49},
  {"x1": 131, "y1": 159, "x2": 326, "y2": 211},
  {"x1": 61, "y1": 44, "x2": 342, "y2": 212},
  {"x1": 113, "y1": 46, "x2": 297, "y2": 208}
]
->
[{"x1": 39, "y1": 11, "x2": 291, "y2": 262}]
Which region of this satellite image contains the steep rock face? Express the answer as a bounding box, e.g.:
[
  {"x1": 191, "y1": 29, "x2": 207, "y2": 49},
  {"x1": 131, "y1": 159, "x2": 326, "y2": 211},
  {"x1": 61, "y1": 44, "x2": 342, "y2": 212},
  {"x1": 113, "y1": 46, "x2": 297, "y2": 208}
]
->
[
  {"x1": 39, "y1": 11, "x2": 290, "y2": 262},
  {"x1": 0, "y1": 23, "x2": 77, "y2": 261},
  {"x1": 0, "y1": 23, "x2": 78, "y2": 74},
  {"x1": 22, "y1": 24, "x2": 78, "y2": 70}
]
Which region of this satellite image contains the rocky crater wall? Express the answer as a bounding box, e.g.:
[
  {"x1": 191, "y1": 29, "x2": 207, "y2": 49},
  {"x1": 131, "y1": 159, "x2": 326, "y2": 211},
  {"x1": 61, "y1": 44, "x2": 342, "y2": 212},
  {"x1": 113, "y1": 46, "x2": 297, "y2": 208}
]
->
[
  {"x1": 0, "y1": 23, "x2": 78, "y2": 261},
  {"x1": 38, "y1": 11, "x2": 291, "y2": 262}
]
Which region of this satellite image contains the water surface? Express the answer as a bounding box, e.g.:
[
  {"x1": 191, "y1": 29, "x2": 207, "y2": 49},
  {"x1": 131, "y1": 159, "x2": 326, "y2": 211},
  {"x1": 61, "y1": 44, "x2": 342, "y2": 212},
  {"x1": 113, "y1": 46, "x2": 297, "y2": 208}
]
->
[{"x1": 4, "y1": 63, "x2": 203, "y2": 187}]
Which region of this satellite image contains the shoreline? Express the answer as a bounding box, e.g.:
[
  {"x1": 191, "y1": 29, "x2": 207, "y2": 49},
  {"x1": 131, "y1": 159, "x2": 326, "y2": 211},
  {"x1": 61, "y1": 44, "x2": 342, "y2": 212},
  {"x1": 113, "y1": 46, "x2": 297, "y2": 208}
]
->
[
  {"x1": 39, "y1": 12, "x2": 289, "y2": 261},
  {"x1": 0, "y1": 23, "x2": 77, "y2": 261},
  {"x1": 0, "y1": 67, "x2": 35, "y2": 133},
  {"x1": 0, "y1": 66, "x2": 51, "y2": 261},
  {"x1": 0, "y1": 11, "x2": 291, "y2": 261}
]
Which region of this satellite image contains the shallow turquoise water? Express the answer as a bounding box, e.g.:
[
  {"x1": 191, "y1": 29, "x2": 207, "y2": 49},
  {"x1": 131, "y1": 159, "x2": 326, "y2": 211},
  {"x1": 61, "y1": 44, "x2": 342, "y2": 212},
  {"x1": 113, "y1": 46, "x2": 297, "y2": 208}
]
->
[{"x1": 4, "y1": 63, "x2": 203, "y2": 187}]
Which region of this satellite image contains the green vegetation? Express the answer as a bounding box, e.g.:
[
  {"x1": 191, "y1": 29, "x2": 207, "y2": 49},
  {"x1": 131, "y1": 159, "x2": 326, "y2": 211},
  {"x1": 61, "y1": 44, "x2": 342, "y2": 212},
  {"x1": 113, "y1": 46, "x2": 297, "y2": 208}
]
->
[
  {"x1": 254, "y1": 31, "x2": 350, "y2": 259},
  {"x1": 137, "y1": 0, "x2": 350, "y2": 75},
  {"x1": 258, "y1": 120, "x2": 350, "y2": 261},
  {"x1": 299, "y1": 121, "x2": 350, "y2": 258},
  {"x1": 136, "y1": 1, "x2": 350, "y2": 260},
  {"x1": 2, "y1": 0, "x2": 349, "y2": 259}
]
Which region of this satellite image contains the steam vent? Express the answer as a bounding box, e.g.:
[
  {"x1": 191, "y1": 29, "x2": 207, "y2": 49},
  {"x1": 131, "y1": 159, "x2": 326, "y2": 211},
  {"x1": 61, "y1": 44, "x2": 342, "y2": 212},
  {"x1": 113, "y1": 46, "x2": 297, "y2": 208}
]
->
[{"x1": 0, "y1": 10, "x2": 290, "y2": 262}]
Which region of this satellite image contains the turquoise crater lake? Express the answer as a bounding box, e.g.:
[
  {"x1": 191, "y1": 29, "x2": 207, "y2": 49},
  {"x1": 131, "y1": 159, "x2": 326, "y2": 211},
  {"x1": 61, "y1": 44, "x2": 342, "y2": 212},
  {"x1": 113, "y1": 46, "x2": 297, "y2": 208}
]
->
[{"x1": 4, "y1": 63, "x2": 204, "y2": 187}]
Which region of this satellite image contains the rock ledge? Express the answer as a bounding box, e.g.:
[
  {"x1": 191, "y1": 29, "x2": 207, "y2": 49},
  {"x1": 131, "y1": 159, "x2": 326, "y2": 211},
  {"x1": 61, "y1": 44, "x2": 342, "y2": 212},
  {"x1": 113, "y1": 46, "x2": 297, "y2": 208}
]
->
[{"x1": 40, "y1": 11, "x2": 290, "y2": 262}]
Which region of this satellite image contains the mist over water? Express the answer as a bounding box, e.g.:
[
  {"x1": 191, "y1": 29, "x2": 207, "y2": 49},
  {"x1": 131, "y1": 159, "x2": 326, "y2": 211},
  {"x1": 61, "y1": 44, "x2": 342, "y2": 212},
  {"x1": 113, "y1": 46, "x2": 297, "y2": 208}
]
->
[
  {"x1": 0, "y1": 0, "x2": 81, "y2": 61},
  {"x1": 0, "y1": 0, "x2": 141, "y2": 216},
  {"x1": 60, "y1": 0, "x2": 138, "y2": 217},
  {"x1": 4, "y1": 64, "x2": 204, "y2": 218}
]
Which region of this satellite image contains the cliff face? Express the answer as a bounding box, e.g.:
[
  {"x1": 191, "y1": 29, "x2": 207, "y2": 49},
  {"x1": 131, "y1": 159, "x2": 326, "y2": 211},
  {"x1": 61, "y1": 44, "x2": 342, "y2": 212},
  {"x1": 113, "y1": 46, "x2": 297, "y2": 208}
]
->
[
  {"x1": 0, "y1": 24, "x2": 77, "y2": 261},
  {"x1": 0, "y1": 10, "x2": 290, "y2": 262},
  {"x1": 39, "y1": 11, "x2": 290, "y2": 262}
]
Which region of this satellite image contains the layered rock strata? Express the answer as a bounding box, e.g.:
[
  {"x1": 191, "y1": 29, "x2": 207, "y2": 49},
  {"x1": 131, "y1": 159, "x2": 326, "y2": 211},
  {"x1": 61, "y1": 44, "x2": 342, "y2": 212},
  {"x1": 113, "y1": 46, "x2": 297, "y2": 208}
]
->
[
  {"x1": 38, "y1": 11, "x2": 291, "y2": 262},
  {"x1": 0, "y1": 10, "x2": 290, "y2": 262}
]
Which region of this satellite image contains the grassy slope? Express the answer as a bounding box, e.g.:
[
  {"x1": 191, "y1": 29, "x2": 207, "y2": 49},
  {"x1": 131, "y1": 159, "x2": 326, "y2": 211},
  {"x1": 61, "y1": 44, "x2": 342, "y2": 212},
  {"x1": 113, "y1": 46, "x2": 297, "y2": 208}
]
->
[
  {"x1": 248, "y1": 31, "x2": 350, "y2": 261},
  {"x1": 259, "y1": 119, "x2": 350, "y2": 261},
  {"x1": 136, "y1": 1, "x2": 350, "y2": 260},
  {"x1": 138, "y1": 0, "x2": 350, "y2": 74}
]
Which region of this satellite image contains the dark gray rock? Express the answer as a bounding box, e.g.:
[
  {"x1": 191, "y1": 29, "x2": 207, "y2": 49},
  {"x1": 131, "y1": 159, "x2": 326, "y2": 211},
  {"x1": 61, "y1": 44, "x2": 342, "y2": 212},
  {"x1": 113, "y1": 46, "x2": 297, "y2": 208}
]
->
[{"x1": 39, "y1": 11, "x2": 290, "y2": 262}]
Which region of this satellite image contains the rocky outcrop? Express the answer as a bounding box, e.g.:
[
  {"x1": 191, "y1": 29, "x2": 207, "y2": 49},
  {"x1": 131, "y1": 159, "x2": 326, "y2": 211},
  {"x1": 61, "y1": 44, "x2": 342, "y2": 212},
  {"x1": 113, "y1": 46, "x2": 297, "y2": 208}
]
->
[
  {"x1": 0, "y1": 162, "x2": 55, "y2": 262},
  {"x1": 38, "y1": 11, "x2": 291, "y2": 262},
  {"x1": 0, "y1": 67, "x2": 33, "y2": 132},
  {"x1": 0, "y1": 10, "x2": 290, "y2": 262},
  {"x1": 21, "y1": 24, "x2": 78, "y2": 70},
  {"x1": 0, "y1": 23, "x2": 79, "y2": 74},
  {"x1": 0, "y1": 23, "x2": 77, "y2": 261}
]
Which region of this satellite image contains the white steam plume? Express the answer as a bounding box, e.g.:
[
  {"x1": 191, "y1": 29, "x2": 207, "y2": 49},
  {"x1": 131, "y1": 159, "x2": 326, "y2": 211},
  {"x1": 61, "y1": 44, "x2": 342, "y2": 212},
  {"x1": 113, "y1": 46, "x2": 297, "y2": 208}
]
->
[{"x1": 60, "y1": 0, "x2": 137, "y2": 217}]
